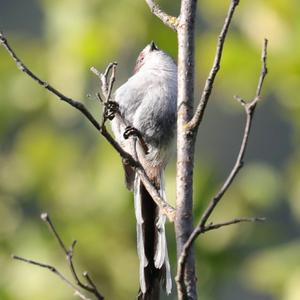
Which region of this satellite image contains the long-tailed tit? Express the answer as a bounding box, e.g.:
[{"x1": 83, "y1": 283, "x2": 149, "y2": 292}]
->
[{"x1": 111, "y1": 41, "x2": 177, "y2": 299}]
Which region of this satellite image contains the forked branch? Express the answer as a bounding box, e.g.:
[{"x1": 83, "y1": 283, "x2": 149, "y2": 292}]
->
[
  {"x1": 13, "y1": 213, "x2": 104, "y2": 300},
  {"x1": 176, "y1": 38, "x2": 269, "y2": 298},
  {"x1": 12, "y1": 256, "x2": 92, "y2": 300}
]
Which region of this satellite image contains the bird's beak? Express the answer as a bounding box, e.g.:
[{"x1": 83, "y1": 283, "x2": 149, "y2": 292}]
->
[{"x1": 150, "y1": 41, "x2": 158, "y2": 51}]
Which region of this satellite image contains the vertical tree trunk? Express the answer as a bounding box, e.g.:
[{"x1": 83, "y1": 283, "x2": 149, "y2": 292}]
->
[{"x1": 175, "y1": 0, "x2": 198, "y2": 299}]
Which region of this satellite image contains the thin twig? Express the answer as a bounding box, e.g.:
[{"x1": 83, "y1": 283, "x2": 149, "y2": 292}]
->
[
  {"x1": 0, "y1": 32, "x2": 176, "y2": 221},
  {"x1": 40, "y1": 213, "x2": 104, "y2": 299},
  {"x1": 83, "y1": 272, "x2": 100, "y2": 293},
  {"x1": 12, "y1": 255, "x2": 92, "y2": 300},
  {"x1": 176, "y1": 38, "x2": 269, "y2": 297},
  {"x1": 256, "y1": 39, "x2": 268, "y2": 98},
  {"x1": 13, "y1": 213, "x2": 104, "y2": 300},
  {"x1": 202, "y1": 217, "x2": 266, "y2": 233},
  {"x1": 187, "y1": 0, "x2": 240, "y2": 131},
  {"x1": 106, "y1": 65, "x2": 116, "y2": 101},
  {"x1": 145, "y1": 0, "x2": 178, "y2": 31},
  {"x1": 0, "y1": 32, "x2": 101, "y2": 131},
  {"x1": 41, "y1": 213, "x2": 68, "y2": 253}
]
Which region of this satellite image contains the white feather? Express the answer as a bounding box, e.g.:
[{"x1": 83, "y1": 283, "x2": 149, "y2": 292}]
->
[
  {"x1": 154, "y1": 212, "x2": 166, "y2": 268},
  {"x1": 155, "y1": 170, "x2": 172, "y2": 293},
  {"x1": 139, "y1": 258, "x2": 146, "y2": 294},
  {"x1": 165, "y1": 242, "x2": 172, "y2": 294},
  {"x1": 134, "y1": 175, "x2": 143, "y2": 225},
  {"x1": 134, "y1": 174, "x2": 148, "y2": 293}
]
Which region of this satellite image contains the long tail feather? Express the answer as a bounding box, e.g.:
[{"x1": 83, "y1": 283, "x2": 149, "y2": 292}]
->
[
  {"x1": 134, "y1": 170, "x2": 172, "y2": 298},
  {"x1": 164, "y1": 242, "x2": 172, "y2": 294},
  {"x1": 154, "y1": 213, "x2": 166, "y2": 268},
  {"x1": 157, "y1": 170, "x2": 172, "y2": 293},
  {"x1": 134, "y1": 175, "x2": 148, "y2": 293}
]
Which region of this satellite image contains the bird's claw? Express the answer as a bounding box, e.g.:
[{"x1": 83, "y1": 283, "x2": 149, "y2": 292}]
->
[
  {"x1": 104, "y1": 101, "x2": 119, "y2": 120},
  {"x1": 123, "y1": 126, "x2": 149, "y2": 155},
  {"x1": 123, "y1": 126, "x2": 139, "y2": 139}
]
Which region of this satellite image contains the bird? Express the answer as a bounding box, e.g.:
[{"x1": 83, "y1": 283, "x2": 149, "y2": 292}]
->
[{"x1": 111, "y1": 41, "x2": 177, "y2": 299}]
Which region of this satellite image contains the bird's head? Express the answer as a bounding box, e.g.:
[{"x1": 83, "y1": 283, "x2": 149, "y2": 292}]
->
[{"x1": 134, "y1": 41, "x2": 176, "y2": 73}]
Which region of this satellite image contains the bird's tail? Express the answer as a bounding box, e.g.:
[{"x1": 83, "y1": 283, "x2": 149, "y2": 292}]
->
[{"x1": 134, "y1": 171, "x2": 172, "y2": 299}]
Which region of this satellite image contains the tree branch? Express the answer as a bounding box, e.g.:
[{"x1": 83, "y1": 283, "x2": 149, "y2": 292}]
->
[
  {"x1": 175, "y1": 0, "x2": 198, "y2": 299},
  {"x1": 13, "y1": 213, "x2": 104, "y2": 300},
  {"x1": 12, "y1": 255, "x2": 92, "y2": 300},
  {"x1": 40, "y1": 213, "x2": 104, "y2": 299},
  {"x1": 145, "y1": 0, "x2": 178, "y2": 31},
  {"x1": 176, "y1": 38, "x2": 269, "y2": 298},
  {"x1": 187, "y1": 0, "x2": 240, "y2": 131},
  {"x1": 0, "y1": 32, "x2": 176, "y2": 222},
  {"x1": 202, "y1": 217, "x2": 266, "y2": 233},
  {"x1": 0, "y1": 32, "x2": 101, "y2": 131}
]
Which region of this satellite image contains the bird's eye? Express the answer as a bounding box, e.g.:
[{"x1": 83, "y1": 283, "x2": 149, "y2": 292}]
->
[
  {"x1": 139, "y1": 54, "x2": 145, "y2": 63},
  {"x1": 134, "y1": 53, "x2": 146, "y2": 73}
]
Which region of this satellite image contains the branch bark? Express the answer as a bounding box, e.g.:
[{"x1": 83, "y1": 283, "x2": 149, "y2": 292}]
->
[{"x1": 175, "y1": 0, "x2": 198, "y2": 299}]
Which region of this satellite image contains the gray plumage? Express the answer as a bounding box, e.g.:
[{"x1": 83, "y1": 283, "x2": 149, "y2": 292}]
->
[{"x1": 111, "y1": 42, "x2": 177, "y2": 299}]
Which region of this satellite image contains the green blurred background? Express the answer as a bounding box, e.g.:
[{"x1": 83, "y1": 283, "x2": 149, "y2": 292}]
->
[{"x1": 0, "y1": 0, "x2": 299, "y2": 299}]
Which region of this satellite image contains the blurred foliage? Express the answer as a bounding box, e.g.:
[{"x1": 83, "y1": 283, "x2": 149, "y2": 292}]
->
[{"x1": 0, "y1": 0, "x2": 299, "y2": 299}]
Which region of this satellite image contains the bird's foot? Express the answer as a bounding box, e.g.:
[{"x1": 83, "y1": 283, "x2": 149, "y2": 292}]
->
[
  {"x1": 123, "y1": 126, "x2": 139, "y2": 139},
  {"x1": 104, "y1": 101, "x2": 119, "y2": 120},
  {"x1": 123, "y1": 126, "x2": 149, "y2": 154}
]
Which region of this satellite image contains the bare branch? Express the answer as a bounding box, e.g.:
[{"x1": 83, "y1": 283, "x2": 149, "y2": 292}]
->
[
  {"x1": 187, "y1": 0, "x2": 240, "y2": 131},
  {"x1": 176, "y1": 38, "x2": 269, "y2": 297},
  {"x1": 41, "y1": 212, "x2": 69, "y2": 253},
  {"x1": 13, "y1": 213, "x2": 105, "y2": 299},
  {"x1": 203, "y1": 217, "x2": 266, "y2": 233},
  {"x1": 12, "y1": 256, "x2": 92, "y2": 300},
  {"x1": 83, "y1": 272, "x2": 100, "y2": 294},
  {"x1": 0, "y1": 32, "x2": 101, "y2": 131},
  {"x1": 40, "y1": 213, "x2": 104, "y2": 299},
  {"x1": 91, "y1": 62, "x2": 117, "y2": 102},
  {"x1": 145, "y1": 0, "x2": 178, "y2": 31},
  {"x1": 256, "y1": 39, "x2": 268, "y2": 98},
  {"x1": 0, "y1": 32, "x2": 176, "y2": 221}
]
